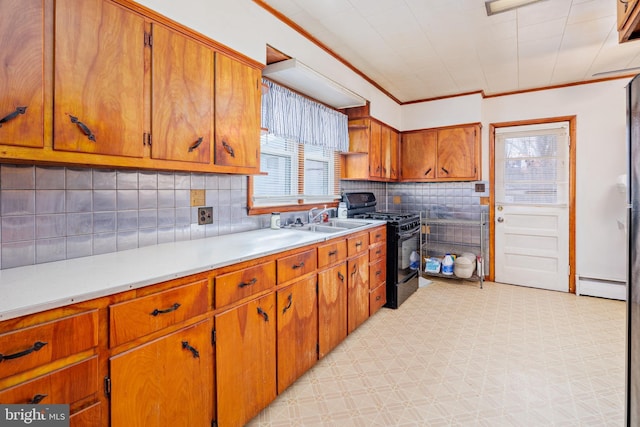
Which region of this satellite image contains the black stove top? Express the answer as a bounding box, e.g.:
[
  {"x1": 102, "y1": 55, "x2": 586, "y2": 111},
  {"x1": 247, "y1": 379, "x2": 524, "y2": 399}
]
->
[{"x1": 354, "y1": 212, "x2": 417, "y2": 222}]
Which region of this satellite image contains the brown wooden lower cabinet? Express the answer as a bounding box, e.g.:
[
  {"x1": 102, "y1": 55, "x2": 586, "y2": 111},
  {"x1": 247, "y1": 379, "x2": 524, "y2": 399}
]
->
[
  {"x1": 0, "y1": 228, "x2": 389, "y2": 427},
  {"x1": 318, "y1": 262, "x2": 348, "y2": 358},
  {"x1": 109, "y1": 318, "x2": 214, "y2": 427},
  {"x1": 215, "y1": 293, "x2": 276, "y2": 427},
  {"x1": 347, "y1": 252, "x2": 370, "y2": 334},
  {"x1": 276, "y1": 275, "x2": 318, "y2": 394}
]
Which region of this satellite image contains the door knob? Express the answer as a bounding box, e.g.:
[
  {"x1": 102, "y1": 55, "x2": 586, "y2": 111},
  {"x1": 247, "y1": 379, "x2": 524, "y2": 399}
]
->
[{"x1": 497, "y1": 217, "x2": 504, "y2": 223}]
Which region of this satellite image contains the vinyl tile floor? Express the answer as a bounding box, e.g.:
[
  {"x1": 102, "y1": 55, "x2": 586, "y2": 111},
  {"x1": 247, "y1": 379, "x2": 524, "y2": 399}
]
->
[{"x1": 246, "y1": 280, "x2": 626, "y2": 427}]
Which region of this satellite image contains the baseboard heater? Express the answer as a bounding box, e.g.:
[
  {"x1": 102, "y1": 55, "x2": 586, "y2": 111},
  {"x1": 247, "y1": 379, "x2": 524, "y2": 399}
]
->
[{"x1": 576, "y1": 276, "x2": 626, "y2": 301}]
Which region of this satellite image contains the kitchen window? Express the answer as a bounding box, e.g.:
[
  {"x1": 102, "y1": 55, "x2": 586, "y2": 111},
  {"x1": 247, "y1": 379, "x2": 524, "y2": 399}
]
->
[
  {"x1": 249, "y1": 79, "x2": 348, "y2": 213},
  {"x1": 251, "y1": 134, "x2": 340, "y2": 208}
]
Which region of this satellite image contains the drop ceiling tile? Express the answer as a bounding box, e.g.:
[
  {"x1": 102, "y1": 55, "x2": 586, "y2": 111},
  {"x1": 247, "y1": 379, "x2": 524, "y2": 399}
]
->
[
  {"x1": 566, "y1": 0, "x2": 615, "y2": 25},
  {"x1": 516, "y1": 0, "x2": 573, "y2": 27},
  {"x1": 518, "y1": 17, "x2": 567, "y2": 42}
]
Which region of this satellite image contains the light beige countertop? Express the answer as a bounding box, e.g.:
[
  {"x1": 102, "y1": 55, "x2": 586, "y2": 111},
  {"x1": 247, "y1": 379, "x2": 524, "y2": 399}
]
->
[{"x1": 0, "y1": 220, "x2": 385, "y2": 321}]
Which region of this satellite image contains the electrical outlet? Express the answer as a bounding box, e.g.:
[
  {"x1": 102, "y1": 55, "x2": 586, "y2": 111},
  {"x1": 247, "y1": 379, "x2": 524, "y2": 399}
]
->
[{"x1": 198, "y1": 207, "x2": 213, "y2": 225}]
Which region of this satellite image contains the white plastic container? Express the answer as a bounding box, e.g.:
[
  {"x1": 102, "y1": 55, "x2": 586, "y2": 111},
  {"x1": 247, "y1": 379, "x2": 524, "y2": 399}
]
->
[
  {"x1": 337, "y1": 202, "x2": 348, "y2": 219},
  {"x1": 454, "y1": 253, "x2": 476, "y2": 279},
  {"x1": 409, "y1": 251, "x2": 420, "y2": 270},
  {"x1": 441, "y1": 253, "x2": 454, "y2": 275}
]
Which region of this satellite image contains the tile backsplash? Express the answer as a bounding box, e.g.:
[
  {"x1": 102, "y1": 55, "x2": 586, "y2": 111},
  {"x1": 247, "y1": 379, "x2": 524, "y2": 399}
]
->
[
  {"x1": 0, "y1": 164, "x2": 266, "y2": 270},
  {"x1": 0, "y1": 165, "x2": 489, "y2": 271}
]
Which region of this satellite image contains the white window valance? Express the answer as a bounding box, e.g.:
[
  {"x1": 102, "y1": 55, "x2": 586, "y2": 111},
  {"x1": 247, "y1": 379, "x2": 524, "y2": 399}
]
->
[{"x1": 261, "y1": 79, "x2": 349, "y2": 152}]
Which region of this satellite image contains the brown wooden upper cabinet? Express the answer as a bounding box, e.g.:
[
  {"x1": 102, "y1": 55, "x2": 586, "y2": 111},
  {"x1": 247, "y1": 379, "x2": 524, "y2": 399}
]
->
[
  {"x1": 0, "y1": 0, "x2": 45, "y2": 148},
  {"x1": 54, "y1": 0, "x2": 145, "y2": 158},
  {"x1": 214, "y1": 53, "x2": 261, "y2": 170},
  {"x1": 342, "y1": 118, "x2": 399, "y2": 182},
  {"x1": 400, "y1": 123, "x2": 480, "y2": 182},
  {"x1": 151, "y1": 24, "x2": 213, "y2": 164},
  {"x1": 618, "y1": 0, "x2": 640, "y2": 42}
]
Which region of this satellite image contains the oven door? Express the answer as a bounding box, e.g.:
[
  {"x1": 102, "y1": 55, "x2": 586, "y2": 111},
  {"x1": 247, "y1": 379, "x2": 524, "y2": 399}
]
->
[{"x1": 397, "y1": 227, "x2": 420, "y2": 284}]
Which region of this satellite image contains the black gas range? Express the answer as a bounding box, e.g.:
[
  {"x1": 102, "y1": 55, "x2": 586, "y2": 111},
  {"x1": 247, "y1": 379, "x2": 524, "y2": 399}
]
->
[{"x1": 343, "y1": 192, "x2": 420, "y2": 308}]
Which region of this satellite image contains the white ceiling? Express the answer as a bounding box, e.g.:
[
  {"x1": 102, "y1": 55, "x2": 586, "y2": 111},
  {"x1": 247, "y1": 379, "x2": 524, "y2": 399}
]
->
[{"x1": 260, "y1": 0, "x2": 640, "y2": 103}]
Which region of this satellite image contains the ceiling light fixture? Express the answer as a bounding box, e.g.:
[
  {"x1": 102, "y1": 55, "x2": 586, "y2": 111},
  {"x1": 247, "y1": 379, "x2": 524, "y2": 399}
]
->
[{"x1": 485, "y1": 0, "x2": 546, "y2": 16}]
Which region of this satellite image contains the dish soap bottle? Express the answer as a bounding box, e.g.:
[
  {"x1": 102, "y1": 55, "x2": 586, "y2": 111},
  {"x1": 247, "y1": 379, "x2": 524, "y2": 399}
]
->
[{"x1": 442, "y1": 253, "x2": 454, "y2": 275}]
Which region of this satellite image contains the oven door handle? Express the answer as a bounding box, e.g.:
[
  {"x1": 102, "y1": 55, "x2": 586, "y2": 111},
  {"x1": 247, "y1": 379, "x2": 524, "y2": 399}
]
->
[{"x1": 398, "y1": 229, "x2": 419, "y2": 239}]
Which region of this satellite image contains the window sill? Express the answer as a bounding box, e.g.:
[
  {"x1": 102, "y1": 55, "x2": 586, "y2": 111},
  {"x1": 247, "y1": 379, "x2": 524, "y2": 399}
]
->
[{"x1": 248, "y1": 202, "x2": 339, "y2": 216}]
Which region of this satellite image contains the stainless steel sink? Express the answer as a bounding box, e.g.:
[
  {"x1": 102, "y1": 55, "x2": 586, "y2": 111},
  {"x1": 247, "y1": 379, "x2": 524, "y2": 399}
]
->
[
  {"x1": 299, "y1": 224, "x2": 346, "y2": 233},
  {"x1": 326, "y1": 219, "x2": 369, "y2": 229},
  {"x1": 298, "y1": 219, "x2": 369, "y2": 234}
]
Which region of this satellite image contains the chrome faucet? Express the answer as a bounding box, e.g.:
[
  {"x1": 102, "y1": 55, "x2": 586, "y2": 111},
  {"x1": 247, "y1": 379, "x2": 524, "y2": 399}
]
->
[{"x1": 308, "y1": 205, "x2": 333, "y2": 223}]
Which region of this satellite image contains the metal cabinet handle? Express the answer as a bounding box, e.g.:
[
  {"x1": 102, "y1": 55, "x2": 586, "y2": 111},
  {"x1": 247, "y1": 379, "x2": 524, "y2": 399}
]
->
[
  {"x1": 29, "y1": 394, "x2": 48, "y2": 404},
  {"x1": 0, "y1": 341, "x2": 47, "y2": 363},
  {"x1": 355, "y1": 242, "x2": 362, "y2": 248},
  {"x1": 282, "y1": 294, "x2": 293, "y2": 314},
  {"x1": 292, "y1": 262, "x2": 305, "y2": 270},
  {"x1": 424, "y1": 167, "x2": 432, "y2": 176},
  {"x1": 621, "y1": 0, "x2": 629, "y2": 12},
  {"x1": 338, "y1": 271, "x2": 344, "y2": 282},
  {"x1": 181, "y1": 341, "x2": 200, "y2": 358},
  {"x1": 150, "y1": 303, "x2": 181, "y2": 316},
  {"x1": 238, "y1": 278, "x2": 257, "y2": 288},
  {"x1": 375, "y1": 295, "x2": 381, "y2": 301},
  {"x1": 328, "y1": 250, "x2": 338, "y2": 256},
  {"x1": 0, "y1": 106, "x2": 27, "y2": 127},
  {"x1": 257, "y1": 307, "x2": 269, "y2": 322},
  {"x1": 188, "y1": 136, "x2": 203, "y2": 152},
  {"x1": 441, "y1": 167, "x2": 449, "y2": 174},
  {"x1": 67, "y1": 114, "x2": 95, "y2": 142},
  {"x1": 222, "y1": 140, "x2": 235, "y2": 157},
  {"x1": 497, "y1": 217, "x2": 504, "y2": 223}
]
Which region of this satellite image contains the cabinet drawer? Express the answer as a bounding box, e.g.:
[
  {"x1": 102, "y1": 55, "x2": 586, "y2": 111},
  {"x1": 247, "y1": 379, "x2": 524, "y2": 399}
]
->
[
  {"x1": 110, "y1": 279, "x2": 209, "y2": 347},
  {"x1": 369, "y1": 284, "x2": 386, "y2": 316},
  {"x1": 0, "y1": 356, "x2": 98, "y2": 405},
  {"x1": 277, "y1": 249, "x2": 317, "y2": 284},
  {"x1": 369, "y1": 227, "x2": 386, "y2": 245},
  {"x1": 369, "y1": 257, "x2": 386, "y2": 289},
  {"x1": 369, "y1": 243, "x2": 386, "y2": 262},
  {"x1": 347, "y1": 233, "x2": 369, "y2": 257},
  {"x1": 70, "y1": 402, "x2": 102, "y2": 427},
  {"x1": 318, "y1": 240, "x2": 347, "y2": 269},
  {"x1": 0, "y1": 311, "x2": 98, "y2": 380},
  {"x1": 216, "y1": 261, "x2": 275, "y2": 308}
]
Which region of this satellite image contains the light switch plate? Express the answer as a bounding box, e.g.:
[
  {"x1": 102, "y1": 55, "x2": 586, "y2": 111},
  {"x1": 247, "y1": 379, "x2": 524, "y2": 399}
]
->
[{"x1": 190, "y1": 189, "x2": 206, "y2": 207}]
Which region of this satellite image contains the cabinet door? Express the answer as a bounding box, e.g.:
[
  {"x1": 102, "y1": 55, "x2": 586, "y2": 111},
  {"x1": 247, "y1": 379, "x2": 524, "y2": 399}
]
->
[
  {"x1": 0, "y1": 0, "x2": 44, "y2": 148},
  {"x1": 400, "y1": 130, "x2": 436, "y2": 180},
  {"x1": 151, "y1": 24, "x2": 213, "y2": 163},
  {"x1": 618, "y1": 0, "x2": 639, "y2": 30},
  {"x1": 369, "y1": 120, "x2": 383, "y2": 178},
  {"x1": 342, "y1": 119, "x2": 370, "y2": 180},
  {"x1": 216, "y1": 293, "x2": 276, "y2": 427},
  {"x1": 347, "y1": 253, "x2": 369, "y2": 334},
  {"x1": 54, "y1": 0, "x2": 144, "y2": 157},
  {"x1": 110, "y1": 318, "x2": 214, "y2": 427},
  {"x1": 318, "y1": 263, "x2": 347, "y2": 358},
  {"x1": 214, "y1": 53, "x2": 260, "y2": 169},
  {"x1": 276, "y1": 276, "x2": 318, "y2": 394},
  {"x1": 384, "y1": 127, "x2": 399, "y2": 180},
  {"x1": 437, "y1": 126, "x2": 478, "y2": 180}
]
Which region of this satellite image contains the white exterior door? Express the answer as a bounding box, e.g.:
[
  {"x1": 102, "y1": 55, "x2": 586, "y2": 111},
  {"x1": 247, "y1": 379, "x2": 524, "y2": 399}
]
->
[{"x1": 494, "y1": 123, "x2": 570, "y2": 292}]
